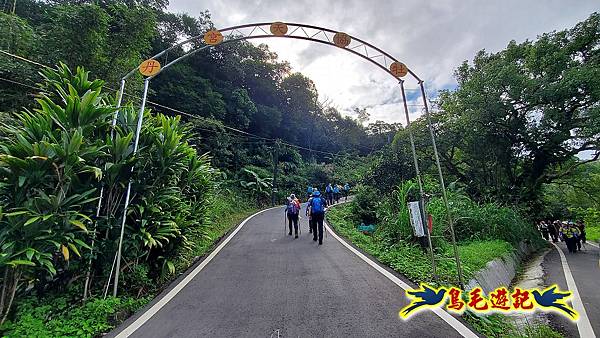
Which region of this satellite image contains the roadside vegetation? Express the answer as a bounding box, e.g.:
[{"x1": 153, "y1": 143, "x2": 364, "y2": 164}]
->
[{"x1": 0, "y1": 1, "x2": 598, "y2": 337}]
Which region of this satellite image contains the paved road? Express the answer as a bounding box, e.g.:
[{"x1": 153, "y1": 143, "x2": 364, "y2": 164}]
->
[
  {"x1": 111, "y1": 204, "x2": 475, "y2": 337},
  {"x1": 543, "y1": 240, "x2": 600, "y2": 337}
]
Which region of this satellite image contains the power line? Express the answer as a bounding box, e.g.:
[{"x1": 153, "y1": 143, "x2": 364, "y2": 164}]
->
[
  {"x1": 1, "y1": 51, "x2": 343, "y2": 156},
  {"x1": 0, "y1": 76, "x2": 38, "y2": 90}
]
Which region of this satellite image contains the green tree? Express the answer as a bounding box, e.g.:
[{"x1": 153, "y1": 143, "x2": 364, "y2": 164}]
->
[{"x1": 432, "y1": 13, "x2": 600, "y2": 210}]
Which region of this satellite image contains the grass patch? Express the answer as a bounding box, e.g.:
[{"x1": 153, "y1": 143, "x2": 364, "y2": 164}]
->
[
  {"x1": 326, "y1": 203, "x2": 513, "y2": 285},
  {"x1": 586, "y1": 225, "x2": 600, "y2": 242},
  {"x1": 462, "y1": 312, "x2": 563, "y2": 338},
  {"x1": 172, "y1": 191, "x2": 259, "y2": 273},
  {"x1": 458, "y1": 240, "x2": 514, "y2": 278},
  {"x1": 1, "y1": 294, "x2": 150, "y2": 337}
]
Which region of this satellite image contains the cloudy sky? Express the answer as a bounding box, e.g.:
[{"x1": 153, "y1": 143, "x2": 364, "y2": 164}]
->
[{"x1": 167, "y1": 0, "x2": 598, "y2": 125}]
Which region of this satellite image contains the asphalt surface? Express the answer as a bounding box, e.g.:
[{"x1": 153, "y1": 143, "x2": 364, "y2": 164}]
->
[
  {"x1": 110, "y1": 203, "x2": 473, "y2": 338},
  {"x1": 543, "y1": 240, "x2": 600, "y2": 337}
]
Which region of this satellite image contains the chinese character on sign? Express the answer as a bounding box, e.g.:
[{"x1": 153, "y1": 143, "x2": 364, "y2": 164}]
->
[
  {"x1": 446, "y1": 287, "x2": 465, "y2": 313},
  {"x1": 389, "y1": 61, "x2": 408, "y2": 78},
  {"x1": 489, "y1": 287, "x2": 511, "y2": 311},
  {"x1": 270, "y1": 22, "x2": 288, "y2": 36},
  {"x1": 468, "y1": 287, "x2": 489, "y2": 311},
  {"x1": 333, "y1": 32, "x2": 351, "y2": 48},
  {"x1": 203, "y1": 30, "x2": 223, "y2": 45},
  {"x1": 138, "y1": 59, "x2": 161, "y2": 77},
  {"x1": 511, "y1": 288, "x2": 534, "y2": 310}
]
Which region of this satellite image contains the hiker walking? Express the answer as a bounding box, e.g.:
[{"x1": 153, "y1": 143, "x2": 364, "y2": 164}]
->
[
  {"x1": 285, "y1": 194, "x2": 301, "y2": 238},
  {"x1": 333, "y1": 184, "x2": 341, "y2": 204},
  {"x1": 560, "y1": 221, "x2": 580, "y2": 253},
  {"x1": 306, "y1": 188, "x2": 317, "y2": 234},
  {"x1": 343, "y1": 183, "x2": 350, "y2": 201},
  {"x1": 548, "y1": 220, "x2": 559, "y2": 242},
  {"x1": 326, "y1": 183, "x2": 334, "y2": 205},
  {"x1": 308, "y1": 190, "x2": 328, "y2": 245},
  {"x1": 306, "y1": 185, "x2": 313, "y2": 199}
]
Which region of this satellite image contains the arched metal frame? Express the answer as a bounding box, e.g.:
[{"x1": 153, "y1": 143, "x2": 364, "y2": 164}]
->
[{"x1": 107, "y1": 22, "x2": 464, "y2": 296}]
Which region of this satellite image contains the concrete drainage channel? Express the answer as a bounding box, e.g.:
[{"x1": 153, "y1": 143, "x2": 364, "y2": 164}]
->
[{"x1": 465, "y1": 241, "x2": 549, "y2": 329}]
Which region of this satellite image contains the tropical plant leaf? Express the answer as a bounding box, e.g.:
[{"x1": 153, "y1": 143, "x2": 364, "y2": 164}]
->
[
  {"x1": 69, "y1": 219, "x2": 88, "y2": 232},
  {"x1": 61, "y1": 244, "x2": 69, "y2": 261}
]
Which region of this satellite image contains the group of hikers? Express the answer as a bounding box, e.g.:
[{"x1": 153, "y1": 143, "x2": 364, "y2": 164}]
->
[
  {"x1": 284, "y1": 183, "x2": 350, "y2": 245},
  {"x1": 538, "y1": 220, "x2": 587, "y2": 253},
  {"x1": 319, "y1": 183, "x2": 350, "y2": 205}
]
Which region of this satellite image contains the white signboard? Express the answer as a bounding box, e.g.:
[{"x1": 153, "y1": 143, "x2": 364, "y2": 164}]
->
[{"x1": 408, "y1": 201, "x2": 425, "y2": 237}]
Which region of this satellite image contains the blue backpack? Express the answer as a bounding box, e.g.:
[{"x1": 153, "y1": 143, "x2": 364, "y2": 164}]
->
[{"x1": 311, "y1": 197, "x2": 325, "y2": 214}]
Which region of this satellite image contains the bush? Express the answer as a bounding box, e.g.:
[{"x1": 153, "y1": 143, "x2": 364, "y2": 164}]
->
[
  {"x1": 0, "y1": 294, "x2": 149, "y2": 337},
  {"x1": 0, "y1": 64, "x2": 214, "y2": 322},
  {"x1": 327, "y1": 203, "x2": 514, "y2": 284},
  {"x1": 351, "y1": 185, "x2": 379, "y2": 224},
  {"x1": 427, "y1": 191, "x2": 543, "y2": 247},
  {"x1": 375, "y1": 180, "x2": 416, "y2": 243}
]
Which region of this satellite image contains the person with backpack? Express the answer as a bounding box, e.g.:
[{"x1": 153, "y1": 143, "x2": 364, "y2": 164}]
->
[
  {"x1": 306, "y1": 185, "x2": 313, "y2": 199},
  {"x1": 308, "y1": 190, "x2": 328, "y2": 245},
  {"x1": 306, "y1": 189, "x2": 314, "y2": 234},
  {"x1": 326, "y1": 183, "x2": 334, "y2": 205},
  {"x1": 285, "y1": 194, "x2": 301, "y2": 238},
  {"x1": 343, "y1": 183, "x2": 350, "y2": 201},
  {"x1": 560, "y1": 221, "x2": 580, "y2": 253},
  {"x1": 548, "y1": 220, "x2": 559, "y2": 242},
  {"x1": 333, "y1": 184, "x2": 341, "y2": 204}
]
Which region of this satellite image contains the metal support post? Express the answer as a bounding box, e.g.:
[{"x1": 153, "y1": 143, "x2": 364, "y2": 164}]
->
[
  {"x1": 113, "y1": 78, "x2": 150, "y2": 297},
  {"x1": 399, "y1": 80, "x2": 436, "y2": 280},
  {"x1": 419, "y1": 81, "x2": 464, "y2": 288}
]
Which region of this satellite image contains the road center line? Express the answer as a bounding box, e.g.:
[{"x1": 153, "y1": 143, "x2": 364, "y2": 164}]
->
[
  {"x1": 550, "y1": 242, "x2": 596, "y2": 338},
  {"x1": 324, "y1": 220, "x2": 478, "y2": 338},
  {"x1": 114, "y1": 205, "x2": 282, "y2": 338}
]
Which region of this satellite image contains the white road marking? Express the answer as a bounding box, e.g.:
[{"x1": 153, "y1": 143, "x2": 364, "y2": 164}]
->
[
  {"x1": 324, "y1": 220, "x2": 478, "y2": 338},
  {"x1": 114, "y1": 205, "x2": 282, "y2": 338},
  {"x1": 550, "y1": 242, "x2": 596, "y2": 338},
  {"x1": 587, "y1": 241, "x2": 598, "y2": 249}
]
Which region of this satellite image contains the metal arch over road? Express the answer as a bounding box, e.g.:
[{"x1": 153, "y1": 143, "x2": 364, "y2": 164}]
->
[
  {"x1": 122, "y1": 22, "x2": 421, "y2": 82},
  {"x1": 108, "y1": 21, "x2": 464, "y2": 297}
]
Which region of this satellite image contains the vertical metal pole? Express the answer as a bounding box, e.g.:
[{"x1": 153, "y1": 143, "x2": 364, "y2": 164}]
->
[
  {"x1": 111, "y1": 79, "x2": 126, "y2": 139},
  {"x1": 399, "y1": 80, "x2": 436, "y2": 280},
  {"x1": 113, "y1": 78, "x2": 150, "y2": 297},
  {"x1": 419, "y1": 81, "x2": 464, "y2": 288},
  {"x1": 83, "y1": 185, "x2": 103, "y2": 300}
]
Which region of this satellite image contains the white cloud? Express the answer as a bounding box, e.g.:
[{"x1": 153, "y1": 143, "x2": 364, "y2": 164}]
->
[{"x1": 168, "y1": 0, "x2": 599, "y2": 125}]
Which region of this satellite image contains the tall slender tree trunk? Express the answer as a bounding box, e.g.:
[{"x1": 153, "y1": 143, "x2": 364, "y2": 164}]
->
[
  {"x1": 0, "y1": 268, "x2": 8, "y2": 320},
  {"x1": 1, "y1": 268, "x2": 20, "y2": 325}
]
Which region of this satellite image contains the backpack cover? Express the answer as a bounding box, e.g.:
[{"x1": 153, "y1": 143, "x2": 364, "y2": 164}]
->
[
  {"x1": 288, "y1": 199, "x2": 300, "y2": 215},
  {"x1": 311, "y1": 197, "x2": 325, "y2": 214}
]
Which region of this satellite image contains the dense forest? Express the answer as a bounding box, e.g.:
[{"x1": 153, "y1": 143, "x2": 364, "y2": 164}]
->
[{"x1": 0, "y1": 0, "x2": 599, "y2": 336}]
